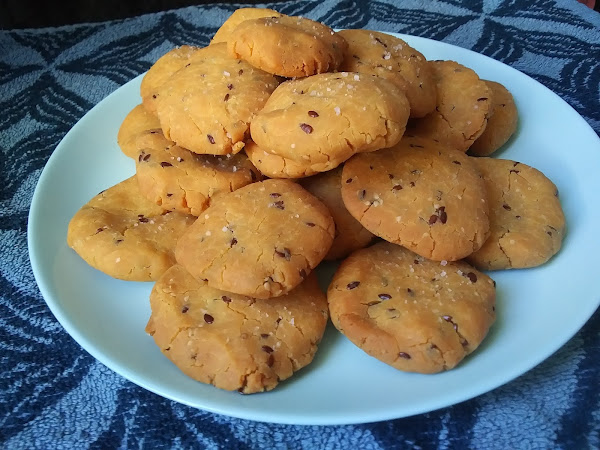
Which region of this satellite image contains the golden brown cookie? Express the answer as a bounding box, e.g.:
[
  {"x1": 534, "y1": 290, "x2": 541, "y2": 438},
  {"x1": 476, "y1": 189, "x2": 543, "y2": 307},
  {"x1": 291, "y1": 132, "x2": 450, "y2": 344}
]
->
[
  {"x1": 135, "y1": 130, "x2": 261, "y2": 216},
  {"x1": 67, "y1": 176, "x2": 195, "y2": 281},
  {"x1": 466, "y1": 158, "x2": 565, "y2": 270},
  {"x1": 227, "y1": 15, "x2": 347, "y2": 78},
  {"x1": 211, "y1": 7, "x2": 282, "y2": 44},
  {"x1": 140, "y1": 45, "x2": 199, "y2": 114},
  {"x1": 409, "y1": 60, "x2": 492, "y2": 152},
  {"x1": 250, "y1": 72, "x2": 410, "y2": 177},
  {"x1": 338, "y1": 29, "x2": 436, "y2": 118},
  {"x1": 153, "y1": 43, "x2": 279, "y2": 156},
  {"x1": 327, "y1": 241, "x2": 496, "y2": 374},
  {"x1": 341, "y1": 136, "x2": 490, "y2": 261},
  {"x1": 469, "y1": 80, "x2": 518, "y2": 156},
  {"x1": 175, "y1": 179, "x2": 335, "y2": 299},
  {"x1": 300, "y1": 166, "x2": 374, "y2": 260},
  {"x1": 146, "y1": 265, "x2": 329, "y2": 394},
  {"x1": 117, "y1": 104, "x2": 162, "y2": 159}
]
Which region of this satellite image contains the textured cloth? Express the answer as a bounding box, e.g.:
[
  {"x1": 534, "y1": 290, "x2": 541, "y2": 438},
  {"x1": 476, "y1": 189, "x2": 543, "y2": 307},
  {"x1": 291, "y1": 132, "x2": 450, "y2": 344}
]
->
[{"x1": 1, "y1": 0, "x2": 600, "y2": 448}]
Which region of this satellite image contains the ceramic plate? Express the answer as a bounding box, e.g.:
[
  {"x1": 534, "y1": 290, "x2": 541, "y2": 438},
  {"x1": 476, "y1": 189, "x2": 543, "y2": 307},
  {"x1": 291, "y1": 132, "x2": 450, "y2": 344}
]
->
[{"x1": 28, "y1": 33, "x2": 600, "y2": 425}]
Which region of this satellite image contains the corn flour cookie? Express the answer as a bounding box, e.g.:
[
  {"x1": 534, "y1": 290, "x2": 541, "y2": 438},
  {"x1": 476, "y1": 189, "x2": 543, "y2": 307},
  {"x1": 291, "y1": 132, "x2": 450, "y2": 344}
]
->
[
  {"x1": 338, "y1": 29, "x2": 436, "y2": 118},
  {"x1": 117, "y1": 104, "x2": 162, "y2": 159},
  {"x1": 140, "y1": 45, "x2": 200, "y2": 114},
  {"x1": 469, "y1": 80, "x2": 518, "y2": 156},
  {"x1": 327, "y1": 241, "x2": 496, "y2": 374},
  {"x1": 300, "y1": 166, "x2": 374, "y2": 260},
  {"x1": 211, "y1": 7, "x2": 282, "y2": 44},
  {"x1": 135, "y1": 130, "x2": 261, "y2": 216},
  {"x1": 341, "y1": 136, "x2": 490, "y2": 261},
  {"x1": 67, "y1": 176, "x2": 195, "y2": 281},
  {"x1": 250, "y1": 72, "x2": 410, "y2": 177},
  {"x1": 409, "y1": 60, "x2": 492, "y2": 152},
  {"x1": 146, "y1": 265, "x2": 328, "y2": 394},
  {"x1": 227, "y1": 15, "x2": 347, "y2": 78},
  {"x1": 153, "y1": 43, "x2": 279, "y2": 156},
  {"x1": 176, "y1": 179, "x2": 335, "y2": 298},
  {"x1": 466, "y1": 158, "x2": 565, "y2": 270}
]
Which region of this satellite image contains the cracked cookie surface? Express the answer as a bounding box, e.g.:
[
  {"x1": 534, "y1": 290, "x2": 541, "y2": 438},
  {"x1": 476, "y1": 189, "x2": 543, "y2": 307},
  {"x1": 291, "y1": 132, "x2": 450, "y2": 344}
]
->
[
  {"x1": 227, "y1": 15, "x2": 347, "y2": 78},
  {"x1": 117, "y1": 104, "x2": 162, "y2": 159},
  {"x1": 146, "y1": 265, "x2": 329, "y2": 393},
  {"x1": 300, "y1": 166, "x2": 374, "y2": 260},
  {"x1": 327, "y1": 241, "x2": 496, "y2": 374},
  {"x1": 67, "y1": 176, "x2": 195, "y2": 281},
  {"x1": 153, "y1": 43, "x2": 279, "y2": 156},
  {"x1": 175, "y1": 179, "x2": 335, "y2": 298},
  {"x1": 249, "y1": 72, "x2": 410, "y2": 177},
  {"x1": 466, "y1": 157, "x2": 565, "y2": 270},
  {"x1": 341, "y1": 135, "x2": 490, "y2": 261},
  {"x1": 469, "y1": 80, "x2": 518, "y2": 157},
  {"x1": 338, "y1": 29, "x2": 436, "y2": 118},
  {"x1": 135, "y1": 130, "x2": 261, "y2": 216},
  {"x1": 409, "y1": 60, "x2": 491, "y2": 152}
]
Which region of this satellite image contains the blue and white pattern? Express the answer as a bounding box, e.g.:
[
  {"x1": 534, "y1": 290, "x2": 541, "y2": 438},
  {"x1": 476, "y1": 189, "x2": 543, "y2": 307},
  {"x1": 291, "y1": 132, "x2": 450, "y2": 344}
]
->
[{"x1": 1, "y1": 0, "x2": 599, "y2": 447}]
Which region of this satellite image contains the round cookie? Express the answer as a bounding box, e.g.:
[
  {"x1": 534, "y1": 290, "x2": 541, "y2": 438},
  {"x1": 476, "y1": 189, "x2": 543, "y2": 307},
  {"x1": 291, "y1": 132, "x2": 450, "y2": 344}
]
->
[
  {"x1": 338, "y1": 29, "x2": 436, "y2": 118},
  {"x1": 211, "y1": 7, "x2": 282, "y2": 44},
  {"x1": 153, "y1": 43, "x2": 279, "y2": 156},
  {"x1": 146, "y1": 265, "x2": 329, "y2": 394},
  {"x1": 341, "y1": 135, "x2": 490, "y2": 261},
  {"x1": 140, "y1": 45, "x2": 199, "y2": 115},
  {"x1": 327, "y1": 241, "x2": 496, "y2": 374},
  {"x1": 250, "y1": 72, "x2": 410, "y2": 176},
  {"x1": 135, "y1": 130, "x2": 261, "y2": 216},
  {"x1": 175, "y1": 179, "x2": 335, "y2": 299},
  {"x1": 117, "y1": 104, "x2": 162, "y2": 159},
  {"x1": 227, "y1": 15, "x2": 347, "y2": 78},
  {"x1": 409, "y1": 60, "x2": 492, "y2": 152},
  {"x1": 67, "y1": 176, "x2": 196, "y2": 281},
  {"x1": 300, "y1": 166, "x2": 374, "y2": 260},
  {"x1": 469, "y1": 80, "x2": 518, "y2": 156},
  {"x1": 466, "y1": 158, "x2": 565, "y2": 270}
]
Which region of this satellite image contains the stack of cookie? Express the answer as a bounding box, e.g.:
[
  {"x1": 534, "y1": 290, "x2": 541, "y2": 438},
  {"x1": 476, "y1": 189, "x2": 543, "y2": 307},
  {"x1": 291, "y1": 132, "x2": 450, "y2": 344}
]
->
[{"x1": 67, "y1": 8, "x2": 566, "y2": 392}]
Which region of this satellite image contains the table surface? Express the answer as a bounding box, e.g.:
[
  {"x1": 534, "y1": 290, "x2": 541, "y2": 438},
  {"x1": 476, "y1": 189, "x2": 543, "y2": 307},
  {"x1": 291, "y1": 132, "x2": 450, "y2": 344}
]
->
[{"x1": 1, "y1": 0, "x2": 599, "y2": 448}]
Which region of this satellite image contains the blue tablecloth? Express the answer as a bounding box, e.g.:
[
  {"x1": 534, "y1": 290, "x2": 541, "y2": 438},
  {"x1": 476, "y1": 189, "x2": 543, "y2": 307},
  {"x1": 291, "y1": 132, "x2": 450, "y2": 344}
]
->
[{"x1": 1, "y1": 0, "x2": 599, "y2": 448}]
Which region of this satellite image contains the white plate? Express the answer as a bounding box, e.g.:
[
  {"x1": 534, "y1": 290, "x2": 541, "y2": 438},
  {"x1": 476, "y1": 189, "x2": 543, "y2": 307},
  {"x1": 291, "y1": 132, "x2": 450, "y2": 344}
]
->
[{"x1": 28, "y1": 33, "x2": 600, "y2": 425}]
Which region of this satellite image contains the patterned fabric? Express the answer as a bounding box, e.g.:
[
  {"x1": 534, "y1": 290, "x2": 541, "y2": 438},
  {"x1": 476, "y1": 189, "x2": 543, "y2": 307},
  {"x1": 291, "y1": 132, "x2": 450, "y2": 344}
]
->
[{"x1": 1, "y1": 0, "x2": 599, "y2": 448}]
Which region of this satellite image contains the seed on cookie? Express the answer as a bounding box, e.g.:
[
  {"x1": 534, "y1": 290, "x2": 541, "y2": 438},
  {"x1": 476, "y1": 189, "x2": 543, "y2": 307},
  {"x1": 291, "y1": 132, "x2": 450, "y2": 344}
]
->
[{"x1": 327, "y1": 241, "x2": 496, "y2": 374}]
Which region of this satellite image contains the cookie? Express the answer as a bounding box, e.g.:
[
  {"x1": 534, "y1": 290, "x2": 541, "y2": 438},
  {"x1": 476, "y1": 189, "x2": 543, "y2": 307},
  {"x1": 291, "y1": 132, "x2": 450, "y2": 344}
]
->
[
  {"x1": 140, "y1": 45, "x2": 199, "y2": 115},
  {"x1": 135, "y1": 130, "x2": 261, "y2": 216},
  {"x1": 466, "y1": 158, "x2": 565, "y2": 270},
  {"x1": 250, "y1": 72, "x2": 410, "y2": 176},
  {"x1": 341, "y1": 135, "x2": 490, "y2": 261},
  {"x1": 117, "y1": 104, "x2": 162, "y2": 159},
  {"x1": 211, "y1": 7, "x2": 282, "y2": 44},
  {"x1": 146, "y1": 265, "x2": 328, "y2": 393},
  {"x1": 67, "y1": 176, "x2": 195, "y2": 281},
  {"x1": 469, "y1": 80, "x2": 518, "y2": 156},
  {"x1": 175, "y1": 179, "x2": 335, "y2": 298},
  {"x1": 337, "y1": 29, "x2": 436, "y2": 118},
  {"x1": 300, "y1": 166, "x2": 374, "y2": 260},
  {"x1": 153, "y1": 43, "x2": 279, "y2": 156},
  {"x1": 409, "y1": 60, "x2": 492, "y2": 152},
  {"x1": 327, "y1": 241, "x2": 496, "y2": 374},
  {"x1": 227, "y1": 15, "x2": 347, "y2": 78}
]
